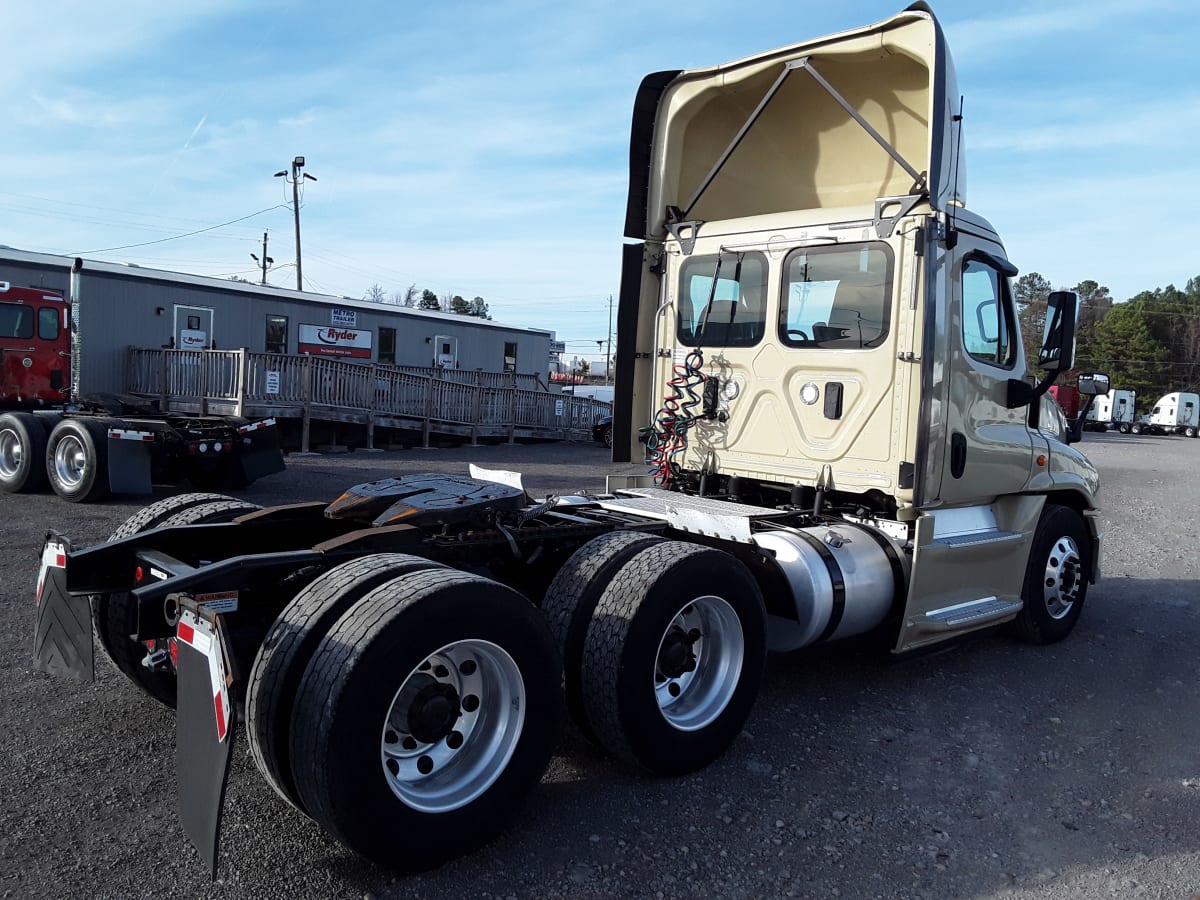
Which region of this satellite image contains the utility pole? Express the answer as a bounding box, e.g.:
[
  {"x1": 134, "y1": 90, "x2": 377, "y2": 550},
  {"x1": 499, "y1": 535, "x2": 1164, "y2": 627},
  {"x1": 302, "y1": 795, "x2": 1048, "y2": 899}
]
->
[
  {"x1": 274, "y1": 156, "x2": 317, "y2": 291},
  {"x1": 250, "y1": 232, "x2": 273, "y2": 285},
  {"x1": 606, "y1": 293, "x2": 614, "y2": 385}
]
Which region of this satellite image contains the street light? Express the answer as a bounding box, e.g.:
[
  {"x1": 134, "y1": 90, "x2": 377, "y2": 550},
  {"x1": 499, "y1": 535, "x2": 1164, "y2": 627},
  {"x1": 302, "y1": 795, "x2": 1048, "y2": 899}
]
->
[
  {"x1": 274, "y1": 156, "x2": 317, "y2": 291},
  {"x1": 250, "y1": 231, "x2": 273, "y2": 285}
]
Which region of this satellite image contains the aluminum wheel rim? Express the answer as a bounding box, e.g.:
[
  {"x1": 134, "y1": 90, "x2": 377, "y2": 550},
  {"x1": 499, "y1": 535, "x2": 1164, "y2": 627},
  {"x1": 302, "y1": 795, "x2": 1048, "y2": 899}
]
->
[
  {"x1": 0, "y1": 428, "x2": 22, "y2": 478},
  {"x1": 53, "y1": 434, "x2": 87, "y2": 487},
  {"x1": 1042, "y1": 535, "x2": 1083, "y2": 619},
  {"x1": 653, "y1": 595, "x2": 744, "y2": 732},
  {"x1": 380, "y1": 639, "x2": 525, "y2": 814}
]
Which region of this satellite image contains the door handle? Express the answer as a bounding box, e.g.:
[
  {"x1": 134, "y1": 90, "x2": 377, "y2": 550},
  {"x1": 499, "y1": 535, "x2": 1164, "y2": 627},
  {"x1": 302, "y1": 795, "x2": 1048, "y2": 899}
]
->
[{"x1": 950, "y1": 431, "x2": 967, "y2": 479}]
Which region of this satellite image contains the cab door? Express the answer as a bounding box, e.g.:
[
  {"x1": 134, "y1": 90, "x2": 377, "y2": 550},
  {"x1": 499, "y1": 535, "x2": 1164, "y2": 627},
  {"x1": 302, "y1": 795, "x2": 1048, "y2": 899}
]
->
[{"x1": 935, "y1": 243, "x2": 1034, "y2": 505}]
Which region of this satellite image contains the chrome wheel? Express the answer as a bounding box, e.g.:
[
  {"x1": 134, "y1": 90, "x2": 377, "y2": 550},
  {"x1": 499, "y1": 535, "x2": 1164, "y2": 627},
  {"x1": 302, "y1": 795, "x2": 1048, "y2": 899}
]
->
[
  {"x1": 1042, "y1": 535, "x2": 1083, "y2": 620},
  {"x1": 0, "y1": 428, "x2": 22, "y2": 478},
  {"x1": 380, "y1": 639, "x2": 525, "y2": 814},
  {"x1": 653, "y1": 595, "x2": 744, "y2": 732},
  {"x1": 53, "y1": 434, "x2": 88, "y2": 487}
]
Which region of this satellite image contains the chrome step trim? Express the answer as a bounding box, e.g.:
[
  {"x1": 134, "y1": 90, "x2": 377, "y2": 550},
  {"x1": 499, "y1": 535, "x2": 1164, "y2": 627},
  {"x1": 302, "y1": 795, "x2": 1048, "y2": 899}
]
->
[
  {"x1": 933, "y1": 530, "x2": 1022, "y2": 548},
  {"x1": 920, "y1": 596, "x2": 1022, "y2": 630}
]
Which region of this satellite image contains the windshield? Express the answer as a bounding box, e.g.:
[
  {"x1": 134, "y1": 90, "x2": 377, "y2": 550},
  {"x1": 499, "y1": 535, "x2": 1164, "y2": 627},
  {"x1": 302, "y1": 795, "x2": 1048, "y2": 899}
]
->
[{"x1": 0, "y1": 304, "x2": 34, "y2": 340}]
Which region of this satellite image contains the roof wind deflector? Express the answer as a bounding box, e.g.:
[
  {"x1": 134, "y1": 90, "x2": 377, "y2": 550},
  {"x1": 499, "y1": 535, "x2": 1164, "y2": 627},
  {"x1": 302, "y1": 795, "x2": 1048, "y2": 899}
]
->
[
  {"x1": 794, "y1": 58, "x2": 928, "y2": 196},
  {"x1": 674, "y1": 56, "x2": 930, "y2": 234}
]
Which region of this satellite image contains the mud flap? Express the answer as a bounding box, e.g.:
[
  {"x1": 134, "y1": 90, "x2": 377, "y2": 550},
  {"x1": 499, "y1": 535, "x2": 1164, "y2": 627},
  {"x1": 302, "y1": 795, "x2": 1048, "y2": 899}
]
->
[
  {"x1": 107, "y1": 434, "x2": 153, "y2": 495},
  {"x1": 175, "y1": 602, "x2": 236, "y2": 880},
  {"x1": 33, "y1": 535, "x2": 95, "y2": 682},
  {"x1": 236, "y1": 418, "x2": 285, "y2": 484}
]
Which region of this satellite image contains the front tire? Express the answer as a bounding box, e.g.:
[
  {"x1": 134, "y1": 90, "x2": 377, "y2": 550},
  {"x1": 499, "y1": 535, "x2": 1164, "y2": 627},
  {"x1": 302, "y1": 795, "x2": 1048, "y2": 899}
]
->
[
  {"x1": 580, "y1": 541, "x2": 766, "y2": 775},
  {"x1": 1006, "y1": 504, "x2": 1090, "y2": 645},
  {"x1": 289, "y1": 568, "x2": 562, "y2": 871},
  {"x1": 0, "y1": 412, "x2": 48, "y2": 493}
]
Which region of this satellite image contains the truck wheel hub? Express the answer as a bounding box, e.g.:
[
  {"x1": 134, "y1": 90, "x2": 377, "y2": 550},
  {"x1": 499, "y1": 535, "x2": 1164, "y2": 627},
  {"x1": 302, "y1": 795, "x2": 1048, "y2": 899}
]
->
[
  {"x1": 657, "y1": 628, "x2": 699, "y2": 679},
  {"x1": 407, "y1": 682, "x2": 461, "y2": 743},
  {"x1": 1043, "y1": 536, "x2": 1082, "y2": 620}
]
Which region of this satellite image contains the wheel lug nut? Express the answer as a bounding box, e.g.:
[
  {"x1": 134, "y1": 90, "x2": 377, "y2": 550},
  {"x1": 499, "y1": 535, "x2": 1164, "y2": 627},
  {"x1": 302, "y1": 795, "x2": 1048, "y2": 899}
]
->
[
  {"x1": 402, "y1": 736, "x2": 418, "y2": 750},
  {"x1": 433, "y1": 664, "x2": 450, "y2": 678},
  {"x1": 384, "y1": 730, "x2": 398, "y2": 744}
]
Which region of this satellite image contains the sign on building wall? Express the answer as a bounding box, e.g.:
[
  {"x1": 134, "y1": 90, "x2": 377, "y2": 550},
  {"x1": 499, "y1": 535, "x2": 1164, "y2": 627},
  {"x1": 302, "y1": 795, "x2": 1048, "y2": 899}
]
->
[
  {"x1": 180, "y1": 328, "x2": 208, "y2": 349},
  {"x1": 331, "y1": 308, "x2": 358, "y2": 328},
  {"x1": 298, "y1": 324, "x2": 373, "y2": 359}
]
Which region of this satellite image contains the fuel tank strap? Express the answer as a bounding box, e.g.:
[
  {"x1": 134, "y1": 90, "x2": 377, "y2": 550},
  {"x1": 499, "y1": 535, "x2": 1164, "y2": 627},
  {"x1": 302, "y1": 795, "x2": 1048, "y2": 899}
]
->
[{"x1": 787, "y1": 528, "x2": 846, "y2": 643}]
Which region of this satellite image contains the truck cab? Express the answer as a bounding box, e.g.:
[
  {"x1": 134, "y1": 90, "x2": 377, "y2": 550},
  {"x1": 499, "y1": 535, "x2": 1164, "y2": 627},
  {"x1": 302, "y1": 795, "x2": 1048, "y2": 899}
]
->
[
  {"x1": 615, "y1": 3, "x2": 1104, "y2": 651},
  {"x1": 0, "y1": 282, "x2": 70, "y2": 406}
]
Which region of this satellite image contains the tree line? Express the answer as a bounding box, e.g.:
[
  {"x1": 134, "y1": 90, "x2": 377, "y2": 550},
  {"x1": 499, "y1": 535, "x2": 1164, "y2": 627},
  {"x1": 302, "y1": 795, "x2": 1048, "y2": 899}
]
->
[
  {"x1": 361, "y1": 283, "x2": 491, "y2": 320},
  {"x1": 1018, "y1": 273, "x2": 1200, "y2": 408}
]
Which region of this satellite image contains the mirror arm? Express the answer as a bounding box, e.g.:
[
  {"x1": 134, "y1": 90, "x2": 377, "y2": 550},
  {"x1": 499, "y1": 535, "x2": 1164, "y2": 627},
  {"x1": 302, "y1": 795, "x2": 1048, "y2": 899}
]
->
[{"x1": 1065, "y1": 394, "x2": 1099, "y2": 445}]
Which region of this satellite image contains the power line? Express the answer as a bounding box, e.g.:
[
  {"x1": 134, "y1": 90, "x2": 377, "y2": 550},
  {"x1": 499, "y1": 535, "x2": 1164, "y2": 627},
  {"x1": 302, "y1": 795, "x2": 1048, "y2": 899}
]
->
[{"x1": 70, "y1": 205, "x2": 289, "y2": 255}]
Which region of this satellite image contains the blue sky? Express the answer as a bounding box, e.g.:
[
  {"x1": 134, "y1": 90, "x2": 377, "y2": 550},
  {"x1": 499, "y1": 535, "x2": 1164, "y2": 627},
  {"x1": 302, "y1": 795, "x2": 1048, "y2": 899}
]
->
[{"x1": 3, "y1": 0, "x2": 1197, "y2": 365}]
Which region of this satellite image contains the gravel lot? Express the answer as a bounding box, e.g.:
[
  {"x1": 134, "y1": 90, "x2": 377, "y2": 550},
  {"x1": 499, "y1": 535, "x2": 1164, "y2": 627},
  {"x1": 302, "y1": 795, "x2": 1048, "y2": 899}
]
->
[{"x1": 2, "y1": 435, "x2": 1198, "y2": 900}]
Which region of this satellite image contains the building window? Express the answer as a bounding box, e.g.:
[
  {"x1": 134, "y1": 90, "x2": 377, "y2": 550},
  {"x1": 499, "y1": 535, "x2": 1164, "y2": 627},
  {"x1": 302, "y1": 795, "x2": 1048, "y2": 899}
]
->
[
  {"x1": 265, "y1": 315, "x2": 288, "y2": 354},
  {"x1": 379, "y1": 327, "x2": 397, "y2": 365},
  {"x1": 38, "y1": 307, "x2": 60, "y2": 340},
  {"x1": 188, "y1": 315, "x2": 201, "y2": 330},
  {"x1": 503, "y1": 341, "x2": 518, "y2": 373}
]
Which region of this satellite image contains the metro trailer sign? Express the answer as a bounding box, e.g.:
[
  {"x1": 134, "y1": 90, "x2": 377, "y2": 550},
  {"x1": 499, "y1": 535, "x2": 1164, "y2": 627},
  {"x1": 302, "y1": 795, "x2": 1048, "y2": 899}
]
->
[{"x1": 297, "y1": 324, "x2": 373, "y2": 359}]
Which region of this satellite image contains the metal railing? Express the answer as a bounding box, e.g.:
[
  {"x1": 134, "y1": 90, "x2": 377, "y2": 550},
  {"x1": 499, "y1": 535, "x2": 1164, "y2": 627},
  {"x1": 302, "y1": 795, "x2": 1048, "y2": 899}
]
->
[{"x1": 126, "y1": 348, "x2": 611, "y2": 450}]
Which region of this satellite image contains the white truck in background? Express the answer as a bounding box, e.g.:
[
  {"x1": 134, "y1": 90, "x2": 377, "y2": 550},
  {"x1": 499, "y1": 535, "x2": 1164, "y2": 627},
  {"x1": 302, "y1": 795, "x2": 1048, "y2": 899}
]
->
[
  {"x1": 1131, "y1": 391, "x2": 1200, "y2": 437},
  {"x1": 1085, "y1": 388, "x2": 1136, "y2": 433}
]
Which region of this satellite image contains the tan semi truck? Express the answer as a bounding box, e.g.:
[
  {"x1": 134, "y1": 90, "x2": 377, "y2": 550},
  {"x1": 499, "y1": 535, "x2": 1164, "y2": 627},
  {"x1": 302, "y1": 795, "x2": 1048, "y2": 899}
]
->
[{"x1": 33, "y1": 3, "x2": 1108, "y2": 878}]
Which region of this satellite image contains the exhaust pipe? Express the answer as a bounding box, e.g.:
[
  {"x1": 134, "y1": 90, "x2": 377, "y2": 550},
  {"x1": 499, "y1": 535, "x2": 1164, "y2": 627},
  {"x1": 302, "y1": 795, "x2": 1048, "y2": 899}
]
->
[{"x1": 69, "y1": 257, "x2": 83, "y2": 403}]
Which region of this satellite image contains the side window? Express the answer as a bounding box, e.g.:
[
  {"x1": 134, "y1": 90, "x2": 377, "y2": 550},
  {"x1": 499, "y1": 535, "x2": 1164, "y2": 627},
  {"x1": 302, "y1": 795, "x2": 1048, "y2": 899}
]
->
[
  {"x1": 378, "y1": 326, "x2": 397, "y2": 365},
  {"x1": 961, "y1": 260, "x2": 1015, "y2": 368},
  {"x1": 677, "y1": 252, "x2": 766, "y2": 348},
  {"x1": 265, "y1": 315, "x2": 288, "y2": 354},
  {"x1": 503, "y1": 342, "x2": 518, "y2": 373},
  {"x1": 38, "y1": 307, "x2": 60, "y2": 340}
]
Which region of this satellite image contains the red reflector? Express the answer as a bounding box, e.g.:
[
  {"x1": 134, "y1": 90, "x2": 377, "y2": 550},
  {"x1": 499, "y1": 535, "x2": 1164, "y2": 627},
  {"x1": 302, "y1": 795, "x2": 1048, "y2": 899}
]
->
[
  {"x1": 177, "y1": 621, "x2": 196, "y2": 645},
  {"x1": 168, "y1": 637, "x2": 178, "y2": 667},
  {"x1": 55, "y1": 553, "x2": 65, "y2": 567},
  {"x1": 135, "y1": 566, "x2": 144, "y2": 582},
  {"x1": 188, "y1": 445, "x2": 198, "y2": 455},
  {"x1": 214, "y1": 693, "x2": 227, "y2": 741}
]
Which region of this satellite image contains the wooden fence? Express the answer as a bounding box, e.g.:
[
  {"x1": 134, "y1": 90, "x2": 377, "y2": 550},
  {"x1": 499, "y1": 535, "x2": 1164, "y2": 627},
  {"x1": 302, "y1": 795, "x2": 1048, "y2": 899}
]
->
[{"x1": 126, "y1": 348, "x2": 611, "y2": 451}]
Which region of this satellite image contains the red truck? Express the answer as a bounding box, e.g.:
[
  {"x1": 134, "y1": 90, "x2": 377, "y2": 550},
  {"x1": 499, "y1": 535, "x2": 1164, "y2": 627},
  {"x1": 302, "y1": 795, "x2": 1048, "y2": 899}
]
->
[
  {"x1": 1048, "y1": 383, "x2": 1081, "y2": 421},
  {"x1": 0, "y1": 278, "x2": 283, "y2": 501}
]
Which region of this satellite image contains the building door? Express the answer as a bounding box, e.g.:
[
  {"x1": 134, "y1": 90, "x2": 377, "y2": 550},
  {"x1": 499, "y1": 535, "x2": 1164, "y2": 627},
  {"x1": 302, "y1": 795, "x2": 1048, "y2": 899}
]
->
[
  {"x1": 174, "y1": 305, "x2": 214, "y2": 350},
  {"x1": 433, "y1": 334, "x2": 457, "y2": 369}
]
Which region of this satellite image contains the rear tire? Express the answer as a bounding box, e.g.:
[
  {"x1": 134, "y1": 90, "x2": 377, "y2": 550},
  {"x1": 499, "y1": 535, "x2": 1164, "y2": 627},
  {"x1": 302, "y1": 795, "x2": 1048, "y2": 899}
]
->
[
  {"x1": 1131, "y1": 423, "x2": 1143, "y2": 435},
  {"x1": 0, "y1": 412, "x2": 48, "y2": 493},
  {"x1": 1186, "y1": 426, "x2": 1198, "y2": 438},
  {"x1": 541, "y1": 531, "x2": 666, "y2": 743},
  {"x1": 290, "y1": 568, "x2": 562, "y2": 871},
  {"x1": 1006, "y1": 504, "x2": 1090, "y2": 645},
  {"x1": 99, "y1": 496, "x2": 260, "y2": 707},
  {"x1": 93, "y1": 492, "x2": 241, "y2": 667},
  {"x1": 45, "y1": 418, "x2": 110, "y2": 502},
  {"x1": 580, "y1": 541, "x2": 766, "y2": 775},
  {"x1": 247, "y1": 553, "x2": 448, "y2": 813}
]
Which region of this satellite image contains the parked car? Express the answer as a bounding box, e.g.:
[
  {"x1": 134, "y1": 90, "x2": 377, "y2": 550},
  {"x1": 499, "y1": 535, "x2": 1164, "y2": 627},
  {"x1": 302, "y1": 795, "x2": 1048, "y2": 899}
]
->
[{"x1": 592, "y1": 415, "x2": 614, "y2": 448}]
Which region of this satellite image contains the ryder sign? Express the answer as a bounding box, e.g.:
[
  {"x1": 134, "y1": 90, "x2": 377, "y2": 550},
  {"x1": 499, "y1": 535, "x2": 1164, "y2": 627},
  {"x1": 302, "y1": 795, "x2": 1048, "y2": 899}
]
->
[{"x1": 298, "y1": 324, "x2": 373, "y2": 359}]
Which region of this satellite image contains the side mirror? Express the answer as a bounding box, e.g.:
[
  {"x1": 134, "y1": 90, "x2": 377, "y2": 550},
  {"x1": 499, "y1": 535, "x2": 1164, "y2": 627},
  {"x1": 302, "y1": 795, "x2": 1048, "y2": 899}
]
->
[
  {"x1": 1037, "y1": 291, "x2": 1077, "y2": 372},
  {"x1": 1065, "y1": 372, "x2": 1111, "y2": 443},
  {"x1": 1077, "y1": 373, "x2": 1110, "y2": 397}
]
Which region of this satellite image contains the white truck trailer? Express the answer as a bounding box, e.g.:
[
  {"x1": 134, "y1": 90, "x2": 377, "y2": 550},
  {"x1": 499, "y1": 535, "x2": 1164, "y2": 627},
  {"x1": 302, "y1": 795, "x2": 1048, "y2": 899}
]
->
[{"x1": 33, "y1": 3, "x2": 1109, "y2": 878}]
